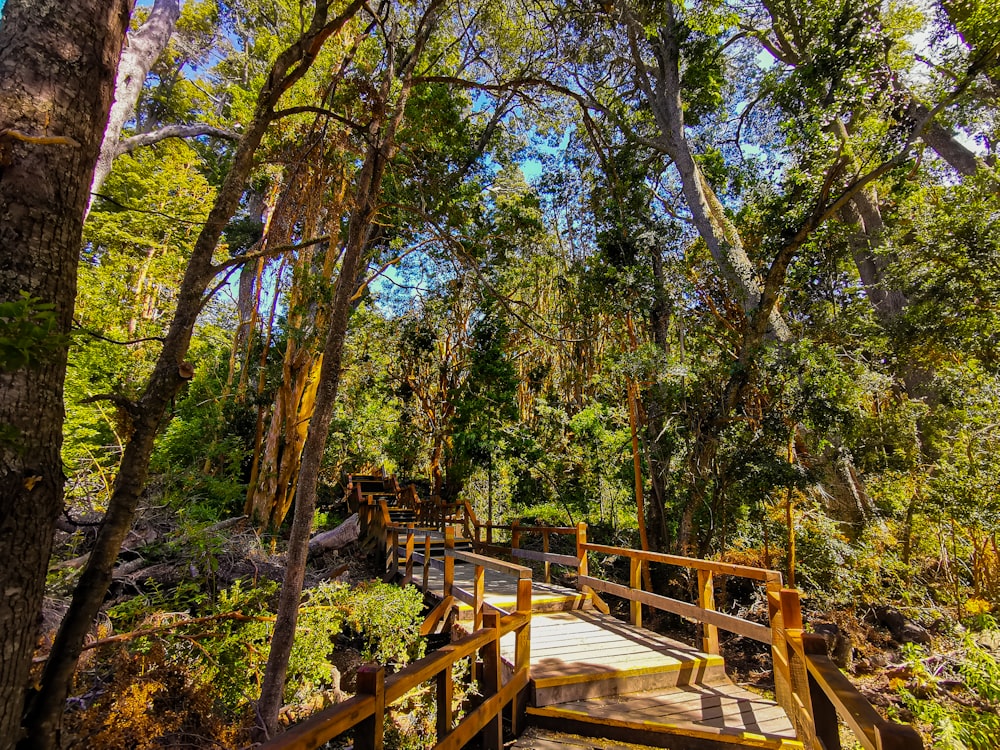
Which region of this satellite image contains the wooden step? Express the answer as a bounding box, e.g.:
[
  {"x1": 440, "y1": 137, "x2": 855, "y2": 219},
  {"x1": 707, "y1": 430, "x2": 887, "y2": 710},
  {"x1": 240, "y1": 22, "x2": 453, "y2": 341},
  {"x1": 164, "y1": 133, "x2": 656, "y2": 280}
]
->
[
  {"x1": 507, "y1": 611, "x2": 726, "y2": 706},
  {"x1": 526, "y1": 683, "x2": 801, "y2": 750},
  {"x1": 512, "y1": 726, "x2": 801, "y2": 750}
]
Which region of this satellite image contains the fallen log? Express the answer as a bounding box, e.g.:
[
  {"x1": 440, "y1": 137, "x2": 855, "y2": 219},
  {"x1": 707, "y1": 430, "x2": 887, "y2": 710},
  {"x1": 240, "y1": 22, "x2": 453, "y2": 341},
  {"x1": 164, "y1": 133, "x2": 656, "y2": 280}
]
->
[{"x1": 308, "y1": 513, "x2": 359, "y2": 555}]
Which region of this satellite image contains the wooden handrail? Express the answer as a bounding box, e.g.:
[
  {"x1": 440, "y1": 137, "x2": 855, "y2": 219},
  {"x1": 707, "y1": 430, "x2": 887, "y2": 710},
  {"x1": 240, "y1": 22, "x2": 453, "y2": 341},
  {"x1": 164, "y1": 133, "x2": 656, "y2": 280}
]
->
[
  {"x1": 448, "y1": 548, "x2": 532, "y2": 580},
  {"x1": 581, "y1": 542, "x2": 783, "y2": 582},
  {"x1": 358, "y1": 478, "x2": 921, "y2": 750},
  {"x1": 259, "y1": 617, "x2": 527, "y2": 750}
]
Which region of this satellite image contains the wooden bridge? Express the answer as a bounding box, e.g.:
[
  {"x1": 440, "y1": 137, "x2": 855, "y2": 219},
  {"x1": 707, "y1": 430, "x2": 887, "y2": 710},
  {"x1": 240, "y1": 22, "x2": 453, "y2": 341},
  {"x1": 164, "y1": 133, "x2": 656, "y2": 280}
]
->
[{"x1": 261, "y1": 472, "x2": 923, "y2": 750}]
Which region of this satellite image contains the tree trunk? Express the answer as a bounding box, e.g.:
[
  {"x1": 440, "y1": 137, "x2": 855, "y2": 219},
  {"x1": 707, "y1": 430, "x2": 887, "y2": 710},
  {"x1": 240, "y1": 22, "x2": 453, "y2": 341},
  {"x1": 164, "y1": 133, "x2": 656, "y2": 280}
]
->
[
  {"x1": 245, "y1": 165, "x2": 349, "y2": 529},
  {"x1": 88, "y1": 0, "x2": 181, "y2": 214},
  {"x1": 642, "y1": 251, "x2": 674, "y2": 553},
  {"x1": 255, "y1": 5, "x2": 441, "y2": 732},
  {"x1": 21, "y1": 3, "x2": 364, "y2": 745},
  {"x1": 0, "y1": 2, "x2": 131, "y2": 746},
  {"x1": 625, "y1": 6, "x2": 792, "y2": 342}
]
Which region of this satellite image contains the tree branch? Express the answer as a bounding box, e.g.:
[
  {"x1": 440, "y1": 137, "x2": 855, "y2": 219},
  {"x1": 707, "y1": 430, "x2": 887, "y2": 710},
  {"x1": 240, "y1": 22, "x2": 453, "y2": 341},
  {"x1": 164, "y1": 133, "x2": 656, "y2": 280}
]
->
[
  {"x1": 210, "y1": 235, "x2": 332, "y2": 274},
  {"x1": 116, "y1": 123, "x2": 239, "y2": 155}
]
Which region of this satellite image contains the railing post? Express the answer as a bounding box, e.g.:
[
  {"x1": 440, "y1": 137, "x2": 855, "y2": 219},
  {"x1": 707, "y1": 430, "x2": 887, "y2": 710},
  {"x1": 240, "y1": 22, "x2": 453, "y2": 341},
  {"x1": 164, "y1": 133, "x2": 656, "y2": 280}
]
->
[
  {"x1": 698, "y1": 569, "x2": 720, "y2": 655},
  {"x1": 512, "y1": 520, "x2": 521, "y2": 551},
  {"x1": 512, "y1": 573, "x2": 532, "y2": 736},
  {"x1": 767, "y1": 578, "x2": 793, "y2": 719},
  {"x1": 486, "y1": 521, "x2": 493, "y2": 546},
  {"x1": 576, "y1": 522, "x2": 588, "y2": 584},
  {"x1": 423, "y1": 534, "x2": 432, "y2": 591},
  {"x1": 542, "y1": 530, "x2": 551, "y2": 584},
  {"x1": 480, "y1": 612, "x2": 503, "y2": 750},
  {"x1": 444, "y1": 526, "x2": 454, "y2": 599},
  {"x1": 782, "y1": 588, "x2": 818, "y2": 746},
  {"x1": 473, "y1": 562, "x2": 485, "y2": 631},
  {"x1": 355, "y1": 665, "x2": 385, "y2": 750},
  {"x1": 803, "y1": 633, "x2": 841, "y2": 750},
  {"x1": 629, "y1": 556, "x2": 642, "y2": 628},
  {"x1": 391, "y1": 528, "x2": 400, "y2": 579},
  {"x1": 435, "y1": 665, "x2": 453, "y2": 741},
  {"x1": 404, "y1": 524, "x2": 415, "y2": 586}
]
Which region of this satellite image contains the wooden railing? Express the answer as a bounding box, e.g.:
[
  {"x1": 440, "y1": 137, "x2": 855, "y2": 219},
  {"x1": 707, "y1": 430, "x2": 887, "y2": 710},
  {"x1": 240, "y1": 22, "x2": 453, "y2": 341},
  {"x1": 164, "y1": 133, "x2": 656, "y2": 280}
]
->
[
  {"x1": 474, "y1": 520, "x2": 921, "y2": 750},
  {"x1": 258, "y1": 611, "x2": 530, "y2": 750},
  {"x1": 265, "y1": 485, "x2": 533, "y2": 750},
  {"x1": 351, "y1": 477, "x2": 921, "y2": 750}
]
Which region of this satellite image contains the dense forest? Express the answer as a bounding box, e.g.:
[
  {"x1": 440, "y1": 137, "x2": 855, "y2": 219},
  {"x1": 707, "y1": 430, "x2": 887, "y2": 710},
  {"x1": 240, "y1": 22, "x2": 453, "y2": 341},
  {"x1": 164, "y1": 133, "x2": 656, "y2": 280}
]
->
[{"x1": 1, "y1": 0, "x2": 999, "y2": 747}]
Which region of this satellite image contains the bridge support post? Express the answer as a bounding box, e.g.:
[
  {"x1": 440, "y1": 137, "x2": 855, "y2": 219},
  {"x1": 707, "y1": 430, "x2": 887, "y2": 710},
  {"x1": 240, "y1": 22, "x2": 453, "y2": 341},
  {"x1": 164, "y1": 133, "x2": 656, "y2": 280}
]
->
[{"x1": 356, "y1": 665, "x2": 385, "y2": 750}]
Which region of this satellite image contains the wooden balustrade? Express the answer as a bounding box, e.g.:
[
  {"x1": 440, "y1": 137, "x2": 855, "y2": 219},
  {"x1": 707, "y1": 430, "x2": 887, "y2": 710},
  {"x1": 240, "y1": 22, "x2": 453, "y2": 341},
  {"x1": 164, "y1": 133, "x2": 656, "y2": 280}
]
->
[
  {"x1": 258, "y1": 612, "x2": 530, "y2": 750},
  {"x1": 266, "y1": 509, "x2": 534, "y2": 750},
  {"x1": 570, "y1": 528, "x2": 920, "y2": 750},
  {"x1": 352, "y1": 478, "x2": 922, "y2": 750}
]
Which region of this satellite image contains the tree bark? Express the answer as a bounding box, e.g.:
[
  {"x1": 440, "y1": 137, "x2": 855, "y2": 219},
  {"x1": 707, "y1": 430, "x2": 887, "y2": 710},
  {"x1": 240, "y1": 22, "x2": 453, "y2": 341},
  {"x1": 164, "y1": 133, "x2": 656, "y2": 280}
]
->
[
  {"x1": 21, "y1": 2, "x2": 364, "y2": 745},
  {"x1": 88, "y1": 0, "x2": 181, "y2": 214},
  {"x1": 0, "y1": 2, "x2": 131, "y2": 747}
]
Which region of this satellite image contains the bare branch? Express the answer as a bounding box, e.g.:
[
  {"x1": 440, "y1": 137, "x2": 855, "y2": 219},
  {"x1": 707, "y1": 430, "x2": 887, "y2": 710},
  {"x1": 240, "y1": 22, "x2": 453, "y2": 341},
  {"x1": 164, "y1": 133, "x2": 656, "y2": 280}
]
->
[{"x1": 116, "y1": 123, "x2": 238, "y2": 154}]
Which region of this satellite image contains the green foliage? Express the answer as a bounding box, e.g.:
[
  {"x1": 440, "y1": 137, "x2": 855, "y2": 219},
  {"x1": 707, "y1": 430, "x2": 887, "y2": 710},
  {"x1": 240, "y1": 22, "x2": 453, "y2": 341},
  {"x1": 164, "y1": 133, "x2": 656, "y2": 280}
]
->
[
  {"x1": 0, "y1": 292, "x2": 67, "y2": 370},
  {"x1": 894, "y1": 637, "x2": 1000, "y2": 750},
  {"x1": 331, "y1": 581, "x2": 426, "y2": 665}
]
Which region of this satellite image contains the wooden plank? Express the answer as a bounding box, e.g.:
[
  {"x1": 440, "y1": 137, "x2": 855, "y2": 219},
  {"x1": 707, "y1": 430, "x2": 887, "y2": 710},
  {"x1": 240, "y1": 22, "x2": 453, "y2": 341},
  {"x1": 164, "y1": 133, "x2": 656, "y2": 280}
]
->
[
  {"x1": 355, "y1": 665, "x2": 384, "y2": 750},
  {"x1": 449, "y1": 549, "x2": 532, "y2": 579},
  {"x1": 526, "y1": 706, "x2": 800, "y2": 749},
  {"x1": 581, "y1": 543, "x2": 782, "y2": 582},
  {"x1": 451, "y1": 586, "x2": 475, "y2": 607},
  {"x1": 420, "y1": 596, "x2": 455, "y2": 636},
  {"x1": 257, "y1": 694, "x2": 375, "y2": 750},
  {"x1": 579, "y1": 575, "x2": 772, "y2": 643},
  {"x1": 511, "y1": 548, "x2": 579, "y2": 566}
]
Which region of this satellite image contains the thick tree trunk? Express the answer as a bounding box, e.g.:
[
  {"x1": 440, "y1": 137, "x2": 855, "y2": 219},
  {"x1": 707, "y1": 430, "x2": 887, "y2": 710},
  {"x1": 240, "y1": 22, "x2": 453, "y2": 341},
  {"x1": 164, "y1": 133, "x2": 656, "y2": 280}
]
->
[
  {"x1": 0, "y1": 2, "x2": 131, "y2": 747},
  {"x1": 88, "y1": 0, "x2": 181, "y2": 214},
  {"x1": 627, "y1": 6, "x2": 792, "y2": 342},
  {"x1": 21, "y1": 3, "x2": 363, "y2": 745}
]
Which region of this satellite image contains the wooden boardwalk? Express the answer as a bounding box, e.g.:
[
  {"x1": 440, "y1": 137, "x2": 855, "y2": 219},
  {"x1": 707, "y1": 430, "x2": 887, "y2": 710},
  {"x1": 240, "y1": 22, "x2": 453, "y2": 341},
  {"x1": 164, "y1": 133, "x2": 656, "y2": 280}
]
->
[
  {"x1": 405, "y1": 548, "x2": 800, "y2": 749},
  {"x1": 256, "y1": 473, "x2": 920, "y2": 750}
]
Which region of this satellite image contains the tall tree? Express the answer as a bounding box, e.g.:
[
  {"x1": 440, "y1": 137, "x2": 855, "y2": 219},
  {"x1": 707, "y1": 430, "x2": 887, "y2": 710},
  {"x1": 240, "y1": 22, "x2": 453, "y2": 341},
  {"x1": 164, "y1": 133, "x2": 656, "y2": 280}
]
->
[
  {"x1": 255, "y1": 0, "x2": 445, "y2": 733},
  {"x1": 0, "y1": 1, "x2": 132, "y2": 746},
  {"x1": 21, "y1": 2, "x2": 365, "y2": 746}
]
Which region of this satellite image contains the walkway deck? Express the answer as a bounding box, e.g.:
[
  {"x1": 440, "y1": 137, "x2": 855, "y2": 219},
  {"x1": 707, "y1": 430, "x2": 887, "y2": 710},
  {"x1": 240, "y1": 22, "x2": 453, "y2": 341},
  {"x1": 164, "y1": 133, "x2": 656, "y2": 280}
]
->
[{"x1": 408, "y1": 553, "x2": 800, "y2": 749}]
